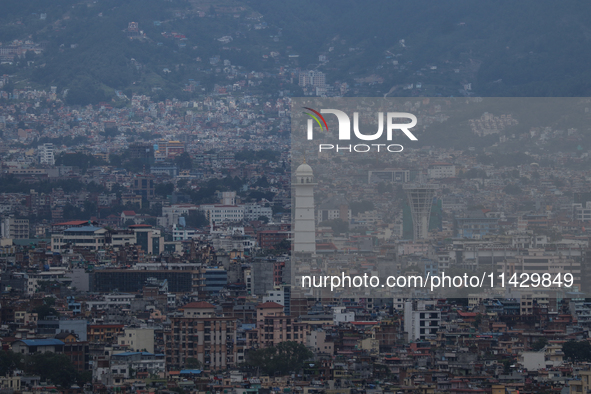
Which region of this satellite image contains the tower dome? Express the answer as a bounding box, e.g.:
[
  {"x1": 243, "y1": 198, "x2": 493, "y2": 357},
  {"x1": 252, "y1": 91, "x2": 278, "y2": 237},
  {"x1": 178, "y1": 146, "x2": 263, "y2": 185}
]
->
[
  {"x1": 295, "y1": 162, "x2": 314, "y2": 184},
  {"x1": 295, "y1": 162, "x2": 313, "y2": 176}
]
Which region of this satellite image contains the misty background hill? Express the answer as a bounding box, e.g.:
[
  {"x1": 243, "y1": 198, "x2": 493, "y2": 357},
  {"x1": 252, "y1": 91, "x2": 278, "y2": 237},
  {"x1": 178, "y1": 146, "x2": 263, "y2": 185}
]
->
[{"x1": 1, "y1": 0, "x2": 591, "y2": 104}]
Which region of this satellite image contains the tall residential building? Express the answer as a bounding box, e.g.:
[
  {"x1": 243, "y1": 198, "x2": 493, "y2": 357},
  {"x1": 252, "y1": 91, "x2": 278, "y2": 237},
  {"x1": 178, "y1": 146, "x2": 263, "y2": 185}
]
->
[
  {"x1": 164, "y1": 302, "x2": 241, "y2": 371},
  {"x1": 154, "y1": 140, "x2": 185, "y2": 159},
  {"x1": 1, "y1": 217, "x2": 29, "y2": 239},
  {"x1": 299, "y1": 70, "x2": 326, "y2": 87},
  {"x1": 38, "y1": 143, "x2": 55, "y2": 165},
  {"x1": 404, "y1": 300, "x2": 441, "y2": 342},
  {"x1": 246, "y1": 302, "x2": 307, "y2": 348}
]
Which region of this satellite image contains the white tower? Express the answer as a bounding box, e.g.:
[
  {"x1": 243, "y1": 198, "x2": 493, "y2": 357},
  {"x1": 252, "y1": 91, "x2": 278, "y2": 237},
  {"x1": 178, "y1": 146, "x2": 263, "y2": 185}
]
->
[{"x1": 293, "y1": 162, "x2": 316, "y2": 253}]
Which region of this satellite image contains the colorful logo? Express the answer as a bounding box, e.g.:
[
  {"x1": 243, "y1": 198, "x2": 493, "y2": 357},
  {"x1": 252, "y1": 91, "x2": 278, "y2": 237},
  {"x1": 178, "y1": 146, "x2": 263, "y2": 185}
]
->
[{"x1": 303, "y1": 107, "x2": 328, "y2": 132}]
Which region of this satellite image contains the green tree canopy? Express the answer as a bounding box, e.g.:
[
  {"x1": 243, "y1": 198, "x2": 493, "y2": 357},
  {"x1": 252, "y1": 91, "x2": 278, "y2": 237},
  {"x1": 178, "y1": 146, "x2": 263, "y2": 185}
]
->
[
  {"x1": 25, "y1": 352, "x2": 78, "y2": 388},
  {"x1": 531, "y1": 338, "x2": 548, "y2": 351},
  {"x1": 33, "y1": 298, "x2": 59, "y2": 319},
  {"x1": 319, "y1": 219, "x2": 349, "y2": 236},
  {"x1": 350, "y1": 200, "x2": 375, "y2": 215},
  {"x1": 174, "y1": 152, "x2": 193, "y2": 170},
  {"x1": 0, "y1": 351, "x2": 23, "y2": 376},
  {"x1": 563, "y1": 340, "x2": 591, "y2": 362},
  {"x1": 246, "y1": 342, "x2": 313, "y2": 375},
  {"x1": 184, "y1": 210, "x2": 208, "y2": 228}
]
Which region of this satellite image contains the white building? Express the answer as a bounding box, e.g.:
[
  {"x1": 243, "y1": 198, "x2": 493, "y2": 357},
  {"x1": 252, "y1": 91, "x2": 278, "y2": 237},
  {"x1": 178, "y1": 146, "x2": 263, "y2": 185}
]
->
[
  {"x1": 574, "y1": 202, "x2": 591, "y2": 221},
  {"x1": 210, "y1": 227, "x2": 255, "y2": 253},
  {"x1": 1, "y1": 217, "x2": 29, "y2": 239},
  {"x1": 263, "y1": 285, "x2": 289, "y2": 307},
  {"x1": 172, "y1": 224, "x2": 198, "y2": 241},
  {"x1": 293, "y1": 163, "x2": 316, "y2": 253},
  {"x1": 368, "y1": 168, "x2": 410, "y2": 184},
  {"x1": 200, "y1": 204, "x2": 245, "y2": 224},
  {"x1": 243, "y1": 202, "x2": 273, "y2": 222},
  {"x1": 118, "y1": 328, "x2": 155, "y2": 353},
  {"x1": 428, "y1": 163, "x2": 456, "y2": 179},
  {"x1": 404, "y1": 300, "x2": 441, "y2": 342},
  {"x1": 38, "y1": 143, "x2": 55, "y2": 166},
  {"x1": 333, "y1": 306, "x2": 355, "y2": 323},
  {"x1": 316, "y1": 194, "x2": 351, "y2": 225},
  {"x1": 299, "y1": 70, "x2": 326, "y2": 87}
]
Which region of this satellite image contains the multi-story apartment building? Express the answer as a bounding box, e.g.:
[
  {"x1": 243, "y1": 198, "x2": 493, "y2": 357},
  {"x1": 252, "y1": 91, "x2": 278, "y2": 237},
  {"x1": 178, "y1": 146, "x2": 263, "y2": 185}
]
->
[
  {"x1": 38, "y1": 143, "x2": 55, "y2": 165},
  {"x1": 427, "y1": 163, "x2": 456, "y2": 178},
  {"x1": 87, "y1": 324, "x2": 125, "y2": 343},
  {"x1": 246, "y1": 302, "x2": 307, "y2": 348},
  {"x1": 1, "y1": 217, "x2": 29, "y2": 239},
  {"x1": 243, "y1": 202, "x2": 273, "y2": 222},
  {"x1": 164, "y1": 302, "x2": 241, "y2": 371},
  {"x1": 200, "y1": 204, "x2": 245, "y2": 224},
  {"x1": 404, "y1": 300, "x2": 441, "y2": 342},
  {"x1": 298, "y1": 71, "x2": 326, "y2": 87}
]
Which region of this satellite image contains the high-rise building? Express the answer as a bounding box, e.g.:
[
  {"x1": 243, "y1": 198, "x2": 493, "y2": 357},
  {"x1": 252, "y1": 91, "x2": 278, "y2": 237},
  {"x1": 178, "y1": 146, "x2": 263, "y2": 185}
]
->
[
  {"x1": 1, "y1": 217, "x2": 29, "y2": 239},
  {"x1": 404, "y1": 183, "x2": 438, "y2": 240},
  {"x1": 293, "y1": 163, "x2": 316, "y2": 253},
  {"x1": 154, "y1": 140, "x2": 185, "y2": 159},
  {"x1": 404, "y1": 300, "x2": 441, "y2": 342},
  {"x1": 38, "y1": 143, "x2": 55, "y2": 165},
  {"x1": 245, "y1": 302, "x2": 307, "y2": 348},
  {"x1": 298, "y1": 71, "x2": 326, "y2": 87},
  {"x1": 164, "y1": 302, "x2": 240, "y2": 370}
]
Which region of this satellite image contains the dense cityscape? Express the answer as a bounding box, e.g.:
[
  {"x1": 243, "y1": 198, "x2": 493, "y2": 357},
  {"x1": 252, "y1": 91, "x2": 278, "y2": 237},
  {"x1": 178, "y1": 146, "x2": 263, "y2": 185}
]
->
[{"x1": 1, "y1": 1, "x2": 591, "y2": 394}]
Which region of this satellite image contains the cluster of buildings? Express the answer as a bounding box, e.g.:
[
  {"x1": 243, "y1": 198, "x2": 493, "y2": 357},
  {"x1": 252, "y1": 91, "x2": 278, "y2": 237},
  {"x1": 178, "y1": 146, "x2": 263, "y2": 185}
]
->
[
  {"x1": 0, "y1": 27, "x2": 590, "y2": 393},
  {"x1": 0, "y1": 152, "x2": 588, "y2": 393}
]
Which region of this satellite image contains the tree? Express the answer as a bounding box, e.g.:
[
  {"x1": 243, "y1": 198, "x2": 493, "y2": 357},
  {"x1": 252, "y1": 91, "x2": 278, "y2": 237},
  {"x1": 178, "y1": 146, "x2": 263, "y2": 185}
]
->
[
  {"x1": 246, "y1": 342, "x2": 313, "y2": 376},
  {"x1": 254, "y1": 176, "x2": 270, "y2": 188},
  {"x1": 377, "y1": 182, "x2": 393, "y2": 194},
  {"x1": 0, "y1": 351, "x2": 23, "y2": 376},
  {"x1": 257, "y1": 215, "x2": 269, "y2": 224},
  {"x1": 319, "y1": 219, "x2": 349, "y2": 236},
  {"x1": 155, "y1": 182, "x2": 174, "y2": 197},
  {"x1": 473, "y1": 313, "x2": 482, "y2": 328},
  {"x1": 174, "y1": 152, "x2": 193, "y2": 170},
  {"x1": 77, "y1": 370, "x2": 93, "y2": 386},
  {"x1": 101, "y1": 127, "x2": 120, "y2": 138},
  {"x1": 55, "y1": 152, "x2": 107, "y2": 173},
  {"x1": 184, "y1": 210, "x2": 208, "y2": 228},
  {"x1": 503, "y1": 184, "x2": 523, "y2": 195},
  {"x1": 25, "y1": 352, "x2": 78, "y2": 388},
  {"x1": 273, "y1": 238, "x2": 290, "y2": 252},
  {"x1": 33, "y1": 300, "x2": 59, "y2": 320},
  {"x1": 531, "y1": 338, "x2": 548, "y2": 351},
  {"x1": 563, "y1": 340, "x2": 591, "y2": 361},
  {"x1": 350, "y1": 200, "x2": 375, "y2": 215},
  {"x1": 185, "y1": 357, "x2": 202, "y2": 369}
]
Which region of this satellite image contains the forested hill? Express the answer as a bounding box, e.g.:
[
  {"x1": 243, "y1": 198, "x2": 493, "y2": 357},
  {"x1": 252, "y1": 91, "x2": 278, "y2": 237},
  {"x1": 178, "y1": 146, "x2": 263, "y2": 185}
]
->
[{"x1": 1, "y1": 0, "x2": 591, "y2": 104}]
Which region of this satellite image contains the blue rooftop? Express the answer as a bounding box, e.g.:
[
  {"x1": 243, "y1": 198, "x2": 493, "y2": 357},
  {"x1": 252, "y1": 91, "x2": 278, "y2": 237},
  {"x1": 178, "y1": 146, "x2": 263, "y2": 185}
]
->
[
  {"x1": 16, "y1": 339, "x2": 64, "y2": 346},
  {"x1": 64, "y1": 226, "x2": 104, "y2": 232},
  {"x1": 180, "y1": 369, "x2": 202, "y2": 374}
]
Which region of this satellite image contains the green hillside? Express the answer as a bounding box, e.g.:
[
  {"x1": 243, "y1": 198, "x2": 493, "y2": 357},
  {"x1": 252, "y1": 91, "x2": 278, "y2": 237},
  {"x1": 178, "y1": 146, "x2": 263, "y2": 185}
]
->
[{"x1": 1, "y1": 0, "x2": 591, "y2": 103}]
